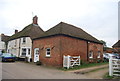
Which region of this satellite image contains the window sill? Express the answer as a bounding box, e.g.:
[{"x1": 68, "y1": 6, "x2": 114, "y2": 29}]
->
[
  {"x1": 45, "y1": 56, "x2": 51, "y2": 58},
  {"x1": 97, "y1": 57, "x2": 100, "y2": 58},
  {"x1": 89, "y1": 57, "x2": 93, "y2": 59}
]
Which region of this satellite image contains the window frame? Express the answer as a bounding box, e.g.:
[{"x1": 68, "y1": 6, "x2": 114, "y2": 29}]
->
[
  {"x1": 89, "y1": 51, "x2": 93, "y2": 58},
  {"x1": 97, "y1": 51, "x2": 101, "y2": 58},
  {"x1": 28, "y1": 48, "x2": 31, "y2": 55},
  {"x1": 22, "y1": 48, "x2": 26, "y2": 56},
  {"x1": 46, "y1": 48, "x2": 51, "y2": 57},
  {"x1": 22, "y1": 37, "x2": 26, "y2": 44}
]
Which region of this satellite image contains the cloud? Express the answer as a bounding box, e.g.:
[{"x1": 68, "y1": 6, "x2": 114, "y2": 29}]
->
[{"x1": 0, "y1": 0, "x2": 119, "y2": 47}]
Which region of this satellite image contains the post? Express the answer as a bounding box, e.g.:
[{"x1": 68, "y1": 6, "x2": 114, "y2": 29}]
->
[
  {"x1": 79, "y1": 56, "x2": 80, "y2": 65},
  {"x1": 67, "y1": 55, "x2": 70, "y2": 69},
  {"x1": 109, "y1": 56, "x2": 113, "y2": 76}
]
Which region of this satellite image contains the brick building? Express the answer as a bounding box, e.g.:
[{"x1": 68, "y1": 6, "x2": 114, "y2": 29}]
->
[
  {"x1": 32, "y1": 22, "x2": 103, "y2": 67},
  {"x1": 112, "y1": 40, "x2": 120, "y2": 54}
]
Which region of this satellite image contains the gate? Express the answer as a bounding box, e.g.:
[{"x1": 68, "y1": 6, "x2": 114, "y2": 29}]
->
[
  {"x1": 109, "y1": 56, "x2": 120, "y2": 76},
  {"x1": 63, "y1": 55, "x2": 80, "y2": 69}
]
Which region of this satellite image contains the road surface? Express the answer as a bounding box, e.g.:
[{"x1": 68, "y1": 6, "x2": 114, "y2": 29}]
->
[{"x1": 2, "y1": 62, "x2": 89, "y2": 79}]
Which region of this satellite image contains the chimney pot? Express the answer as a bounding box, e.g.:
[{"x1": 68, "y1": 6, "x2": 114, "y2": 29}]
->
[
  {"x1": 33, "y1": 15, "x2": 38, "y2": 25},
  {"x1": 1, "y1": 33, "x2": 4, "y2": 36},
  {"x1": 15, "y1": 30, "x2": 18, "y2": 34}
]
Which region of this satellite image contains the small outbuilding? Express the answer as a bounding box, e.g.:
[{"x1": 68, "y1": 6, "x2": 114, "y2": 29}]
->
[{"x1": 32, "y1": 22, "x2": 103, "y2": 67}]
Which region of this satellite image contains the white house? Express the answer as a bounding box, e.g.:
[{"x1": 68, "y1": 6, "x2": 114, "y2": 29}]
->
[
  {"x1": 7, "y1": 16, "x2": 44, "y2": 62},
  {"x1": 7, "y1": 37, "x2": 32, "y2": 62},
  {"x1": 0, "y1": 34, "x2": 9, "y2": 53}
]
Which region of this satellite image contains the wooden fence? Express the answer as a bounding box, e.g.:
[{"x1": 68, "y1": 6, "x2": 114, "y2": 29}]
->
[
  {"x1": 109, "y1": 56, "x2": 120, "y2": 76},
  {"x1": 63, "y1": 55, "x2": 80, "y2": 69}
]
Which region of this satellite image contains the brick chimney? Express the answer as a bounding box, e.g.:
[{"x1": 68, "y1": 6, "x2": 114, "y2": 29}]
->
[
  {"x1": 33, "y1": 15, "x2": 38, "y2": 25},
  {"x1": 15, "y1": 30, "x2": 18, "y2": 34},
  {"x1": 1, "y1": 33, "x2": 4, "y2": 36}
]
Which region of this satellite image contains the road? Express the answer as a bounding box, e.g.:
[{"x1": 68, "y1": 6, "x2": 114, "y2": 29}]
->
[{"x1": 2, "y1": 62, "x2": 89, "y2": 79}]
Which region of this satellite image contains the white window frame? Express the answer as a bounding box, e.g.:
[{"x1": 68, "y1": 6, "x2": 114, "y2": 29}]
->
[
  {"x1": 21, "y1": 47, "x2": 31, "y2": 57},
  {"x1": 35, "y1": 48, "x2": 39, "y2": 55},
  {"x1": 28, "y1": 48, "x2": 31, "y2": 55},
  {"x1": 21, "y1": 48, "x2": 27, "y2": 56},
  {"x1": 97, "y1": 51, "x2": 101, "y2": 58},
  {"x1": 46, "y1": 48, "x2": 51, "y2": 57},
  {"x1": 89, "y1": 51, "x2": 93, "y2": 58},
  {"x1": 22, "y1": 37, "x2": 26, "y2": 44}
]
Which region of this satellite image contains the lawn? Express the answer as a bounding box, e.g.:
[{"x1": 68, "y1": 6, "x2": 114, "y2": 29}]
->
[{"x1": 60, "y1": 62, "x2": 108, "y2": 71}]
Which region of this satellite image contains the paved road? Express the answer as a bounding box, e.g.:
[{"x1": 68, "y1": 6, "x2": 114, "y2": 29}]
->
[
  {"x1": 0, "y1": 62, "x2": 2, "y2": 80},
  {"x1": 2, "y1": 62, "x2": 89, "y2": 79}
]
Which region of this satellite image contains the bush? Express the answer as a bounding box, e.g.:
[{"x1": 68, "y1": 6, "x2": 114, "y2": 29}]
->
[
  {"x1": 80, "y1": 60, "x2": 87, "y2": 65},
  {"x1": 97, "y1": 59, "x2": 102, "y2": 63},
  {"x1": 36, "y1": 61, "x2": 42, "y2": 65}
]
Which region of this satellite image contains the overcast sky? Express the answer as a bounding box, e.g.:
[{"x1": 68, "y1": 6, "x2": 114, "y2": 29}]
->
[{"x1": 0, "y1": 0, "x2": 119, "y2": 47}]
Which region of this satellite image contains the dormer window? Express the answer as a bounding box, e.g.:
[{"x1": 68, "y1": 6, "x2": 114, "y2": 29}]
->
[{"x1": 22, "y1": 37, "x2": 26, "y2": 44}]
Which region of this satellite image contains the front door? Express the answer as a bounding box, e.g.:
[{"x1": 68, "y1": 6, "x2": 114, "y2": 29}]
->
[{"x1": 34, "y1": 48, "x2": 39, "y2": 62}]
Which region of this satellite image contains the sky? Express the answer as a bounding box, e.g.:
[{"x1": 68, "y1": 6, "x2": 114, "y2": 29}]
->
[{"x1": 0, "y1": 0, "x2": 119, "y2": 47}]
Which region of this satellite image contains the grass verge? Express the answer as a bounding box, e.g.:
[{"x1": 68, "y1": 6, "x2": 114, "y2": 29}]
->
[
  {"x1": 103, "y1": 72, "x2": 120, "y2": 79},
  {"x1": 59, "y1": 62, "x2": 108, "y2": 71}
]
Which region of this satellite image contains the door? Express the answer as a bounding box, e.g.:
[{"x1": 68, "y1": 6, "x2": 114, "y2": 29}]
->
[{"x1": 34, "y1": 48, "x2": 39, "y2": 62}]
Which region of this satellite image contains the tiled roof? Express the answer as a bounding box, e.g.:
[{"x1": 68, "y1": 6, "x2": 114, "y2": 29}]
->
[
  {"x1": 34, "y1": 22, "x2": 102, "y2": 44},
  {"x1": 112, "y1": 40, "x2": 120, "y2": 48},
  {"x1": 8, "y1": 24, "x2": 44, "y2": 41},
  {"x1": 1, "y1": 34, "x2": 10, "y2": 42}
]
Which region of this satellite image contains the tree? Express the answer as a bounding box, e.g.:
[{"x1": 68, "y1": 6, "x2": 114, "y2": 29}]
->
[{"x1": 99, "y1": 40, "x2": 107, "y2": 47}]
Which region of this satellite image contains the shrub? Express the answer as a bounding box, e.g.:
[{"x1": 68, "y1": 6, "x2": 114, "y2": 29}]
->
[
  {"x1": 36, "y1": 61, "x2": 42, "y2": 65},
  {"x1": 97, "y1": 59, "x2": 102, "y2": 63}
]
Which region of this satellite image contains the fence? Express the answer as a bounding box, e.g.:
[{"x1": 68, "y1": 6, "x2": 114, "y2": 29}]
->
[
  {"x1": 109, "y1": 56, "x2": 120, "y2": 76},
  {"x1": 63, "y1": 55, "x2": 80, "y2": 69}
]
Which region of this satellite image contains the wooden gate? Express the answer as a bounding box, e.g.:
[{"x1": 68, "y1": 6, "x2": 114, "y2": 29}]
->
[
  {"x1": 63, "y1": 55, "x2": 80, "y2": 69},
  {"x1": 109, "y1": 56, "x2": 120, "y2": 76}
]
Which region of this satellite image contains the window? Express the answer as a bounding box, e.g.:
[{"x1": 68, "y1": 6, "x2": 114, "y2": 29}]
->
[
  {"x1": 28, "y1": 48, "x2": 30, "y2": 55},
  {"x1": 22, "y1": 37, "x2": 26, "y2": 44},
  {"x1": 35, "y1": 49, "x2": 39, "y2": 55},
  {"x1": 97, "y1": 51, "x2": 101, "y2": 58},
  {"x1": 89, "y1": 51, "x2": 93, "y2": 58},
  {"x1": 22, "y1": 48, "x2": 26, "y2": 56},
  {"x1": 46, "y1": 48, "x2": 51, "y2": 57}
]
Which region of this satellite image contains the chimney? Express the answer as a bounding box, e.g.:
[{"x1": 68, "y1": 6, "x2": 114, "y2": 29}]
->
[
  {"x1": 1, "y1": 33, "x2": 4, "y2": 36},
  {"x1": 33, "y1": 15, "x2": 38, "y2": 25},
  {"x1": 15, "y1": 30, "x2": 18, "y2": 34}
]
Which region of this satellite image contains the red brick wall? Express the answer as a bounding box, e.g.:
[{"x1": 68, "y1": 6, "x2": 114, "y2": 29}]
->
[
  {"x1": 60, "y1": 36, "x2": 88, "y2": 65},
  {"x1": 32, "y1": 36, "x2": 61, "y2": 67},
  {"x1": 88, "y1": 42, "x2": 103, "y2": 63},
  {"x1": 32, "y1": 35, "x2": 103, "y2": 67},
  {"x1": 113, "y1": 47, "x2": 120, "y2": 54}
]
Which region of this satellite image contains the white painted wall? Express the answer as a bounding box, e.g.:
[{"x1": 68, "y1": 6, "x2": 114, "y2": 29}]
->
[
  {"x1": 7, "y1": 39, "x2": 20, "y2": 56},
  {"x1": 0, "y1": 35, "x2": 6, "y2": 51},
  {"x1": 7, "y1": 37, "x2": 32, "y2": 62}
]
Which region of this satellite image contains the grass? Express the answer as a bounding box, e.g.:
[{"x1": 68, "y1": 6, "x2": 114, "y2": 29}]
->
[
  {"x1": 103, "y1": 72, "x2": 120, "y2": 79},
  {"x1": 59, "y1": 62, "x2": 108, "y2": 71}
]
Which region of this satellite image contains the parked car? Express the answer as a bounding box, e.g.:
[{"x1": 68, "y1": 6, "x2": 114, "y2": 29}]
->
[
  {"x1": 1, "y1": 53, "x2": 16, "y2": 62},
  {"x1": 103, "y1": 53, "x2": 120, "y2": 61},
  {"x1": 0, "y1": 53, "x2": 2, "y2": 57}
]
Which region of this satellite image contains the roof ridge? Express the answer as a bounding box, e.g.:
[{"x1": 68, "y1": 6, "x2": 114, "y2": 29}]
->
[{"x1": 34, "y1": 22, "x2": 101, "y2": 44}]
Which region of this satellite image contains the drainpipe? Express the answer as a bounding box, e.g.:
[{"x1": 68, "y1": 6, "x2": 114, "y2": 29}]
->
[
  {"x1": 87, "y1": 41, "x2": 89, "y2": 62},
  {"x1": 18, "y1": 38, "x2": 21, "y2": 58}
]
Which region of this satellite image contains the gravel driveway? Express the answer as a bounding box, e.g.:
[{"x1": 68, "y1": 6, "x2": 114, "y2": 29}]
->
[{"x1": 2, "y1": 62, "x2": 89, "y2": 79}]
